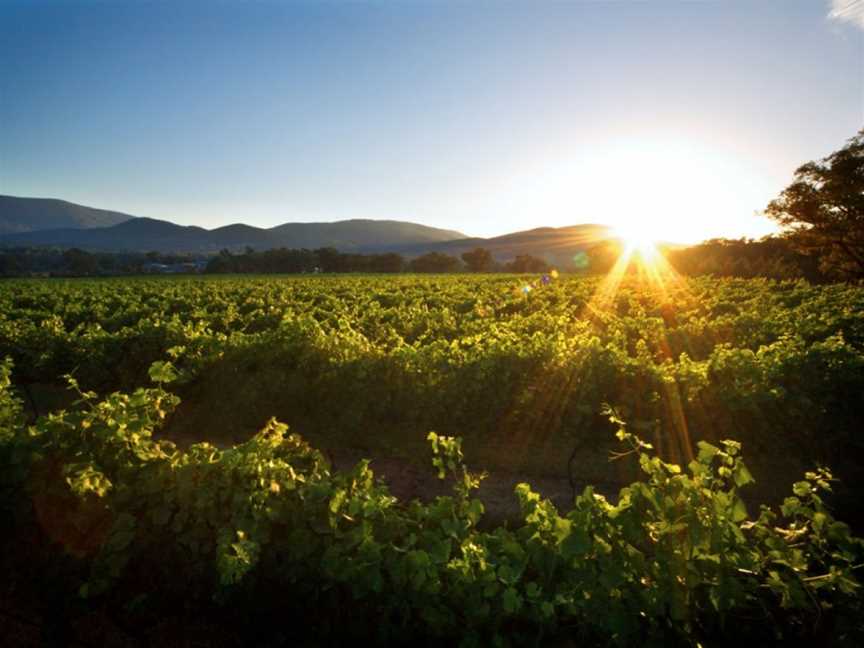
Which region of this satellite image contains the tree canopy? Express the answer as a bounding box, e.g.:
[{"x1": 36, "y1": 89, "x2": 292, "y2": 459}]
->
[
  {"x1": 461, "y1": 247, "x2": 495, "y2": 272},
  {"x1": 504, "y1": 254, "x2": 550, "y2": 273},
  {"x1": 407, "y1": 251, "x2": 462, "y2": 273},
  {"x1": 765, "y1": 129, "x2": 864, "y2": 279}
]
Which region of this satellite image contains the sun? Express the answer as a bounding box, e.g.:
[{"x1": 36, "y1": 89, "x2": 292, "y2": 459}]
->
[
  {"x1": 613, "y1": 225, "x2": 661, "y2": 262},
  {"x1": 506, "y1": 133, "x2": 778, "y2": 245}
]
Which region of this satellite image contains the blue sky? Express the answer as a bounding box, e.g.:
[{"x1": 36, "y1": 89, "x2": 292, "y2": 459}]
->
[{"x1": 1, "y1": 0, "x2": 862, "y2": 242}]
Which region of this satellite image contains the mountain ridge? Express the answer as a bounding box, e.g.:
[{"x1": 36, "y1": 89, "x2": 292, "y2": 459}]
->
[
  {"x1": 0, "y1": 196, "x2": 468, "y2": 254},
  {"x1": 0, "y1": 195, "x2": 617, "y2": 263},
  {"x1": 0, "y1": 195, "x2": 135, "y2": 234}
]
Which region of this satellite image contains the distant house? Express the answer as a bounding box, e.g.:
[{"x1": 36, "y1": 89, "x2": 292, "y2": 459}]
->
[
  {"x1": 142, "y1": 261, "x2": 206, "y2": 274},
  {"x1": 142, "y1": 262, "x2": 171, "y2": 273}
]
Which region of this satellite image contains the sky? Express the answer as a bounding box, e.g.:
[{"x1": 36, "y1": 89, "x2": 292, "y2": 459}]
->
[{"x1": 0, "y1": 0, "x2": 862, "y2": 243}]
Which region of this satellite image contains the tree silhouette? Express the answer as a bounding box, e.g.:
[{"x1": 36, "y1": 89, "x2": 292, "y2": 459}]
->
[
  {"x1": 461, "y1": 247, "x2": 494, "y2": 272},
  {"x1": 62, "y1": 248, "x2": 98, "y2": 275},
  {"x1": 408, "y1": 252, "x2": 462, "y2": 273},
  {"x1": 505, "y1": 254, "x2": 549, "y2": 273},
  {"x1": 765, "y1": 129, "x2": 864, "y2": 279}
]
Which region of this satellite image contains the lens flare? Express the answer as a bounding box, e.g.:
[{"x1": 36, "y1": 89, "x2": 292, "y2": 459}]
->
[
  {"x1": 583, "y1": 229, "x2": 696, "y2": 464},
  {"x1": 613, "y1": 226, "x2": 660, "y2": 261}
]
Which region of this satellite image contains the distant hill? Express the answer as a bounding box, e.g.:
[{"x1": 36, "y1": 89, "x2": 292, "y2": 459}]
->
[
  {"x1": 0, "y1": 195, "x2": 619, "y2": 261},
  {"x1": 387, "y1": 224, "x2": 616, "y2": 265},
  {"x1": 0, "y1": 206, "x2": 468, "y2": 253},
  {"x1": 0, "y1": 195, "x2": 134, "y2": 235}
]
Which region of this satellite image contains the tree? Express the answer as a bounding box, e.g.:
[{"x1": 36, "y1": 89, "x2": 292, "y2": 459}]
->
[
  {"x1": 408, "y1": 252, "x2": 462, "y2": 273},
  {"x1": 0, "y1": 251, "x2": 26, "y2": 276},
  {"x1": 368, "y1": 253, "x2": 404, "y2": 273},
  {"x1": 62, "y1": 248, "x2": 98, "y2": 275},
  {"x1": 461, "y1": 247, "x2": 495, "y2": 272},
  {"x1": 314, "y1": 247, "x2": 341, "y2": 273},
  {"x1": 765, "y1": 129, "x2": 864, "y2": 279},
  {"x1": 505, "y1": 254, "x2": 550, "y2": 273}
]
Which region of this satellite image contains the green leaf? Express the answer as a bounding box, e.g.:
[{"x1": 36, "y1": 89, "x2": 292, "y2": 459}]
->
[
  {"x1": 502, "y1": 587, "x2": 522, "y2": 614},
  {"x1": 561, "y1": 527, "x2": 591, "y2": 560},
  {"x1": 148, "y1": 361, "x2": 178, "y2": 384},
  {"x1": 429, "y1": 539, "x2": 451, "y2": 564},
  {"x1": 467, "y1": 498, "x2": 484, "y2": 525},
  {"x1": 793, "y1": 481, "x2": 812, "y2": 498},
  {"x1": 731, "y1": 497, "x2": 748, "y2": 523},
  {"x1": 329, "y1": 489, "x2": 346, "y2": 514},
  {"x1": 733, "y1": 463, "x2": 755, "y2": 488},
  {"x1": 697, "y1": 441, "x2": 720, "y2": 464}
]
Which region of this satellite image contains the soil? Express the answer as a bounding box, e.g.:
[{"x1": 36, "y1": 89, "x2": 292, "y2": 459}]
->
[{"x1": 326, "y1": 446, "x2": 626, "y2": 527}]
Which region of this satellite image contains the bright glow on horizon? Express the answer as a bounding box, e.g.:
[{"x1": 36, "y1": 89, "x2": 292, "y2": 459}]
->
[
  {"x1": 613, "y1": 223, "x2": 662, "y2": 259},
  {"x1": 495, "y1": 134, "x2": 780, "y2": 245}
]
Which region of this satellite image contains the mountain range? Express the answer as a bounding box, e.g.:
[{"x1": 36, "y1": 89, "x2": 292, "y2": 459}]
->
[
  {"x1": 0, "y1": 195, "x2": 134, "y2": 234},
  {"x1": 0, "y1": 194, "x2": 614, "y2": 263}
]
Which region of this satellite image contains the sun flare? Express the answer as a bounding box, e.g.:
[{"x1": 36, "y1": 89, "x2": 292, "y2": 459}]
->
[
  {"x1": 613, "y1": 226, "x2": 661, "y2": 262},
  {"x1": 502, "y1": 134, "x2": 778, "y2": 245},
  {"x1": 589, "y1": 220, "x2": 687, "y2": 316}
]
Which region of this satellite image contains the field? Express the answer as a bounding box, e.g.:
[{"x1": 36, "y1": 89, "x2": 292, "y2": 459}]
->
[{"x1": 2, "y1": 273, "x2": 864, "y2": 645}]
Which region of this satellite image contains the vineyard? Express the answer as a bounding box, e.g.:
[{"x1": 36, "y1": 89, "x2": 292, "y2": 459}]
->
[{"x1": 2, "y1": 273, "x2": 864, "y2": 645}]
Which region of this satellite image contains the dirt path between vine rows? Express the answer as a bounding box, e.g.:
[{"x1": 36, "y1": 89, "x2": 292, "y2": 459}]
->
[{"x1": 326, "y1": 446, "x2": 625, "y2": 526}]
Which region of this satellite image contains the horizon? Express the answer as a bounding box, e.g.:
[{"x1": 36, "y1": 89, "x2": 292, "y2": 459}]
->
[
  {"x1": 1, "y1": 1, "x2": 862, "y2": 244},
  {"x1": 2, "y1": 191, "x2": 618, "y2": 240}
]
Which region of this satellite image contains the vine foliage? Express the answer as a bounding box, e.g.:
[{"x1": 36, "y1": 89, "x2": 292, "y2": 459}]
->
[{"x1": 1, "y1": 358, "x2": 862, "y2": 645}]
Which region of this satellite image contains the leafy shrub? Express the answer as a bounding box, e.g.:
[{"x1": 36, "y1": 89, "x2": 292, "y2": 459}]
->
[{"x1": 1, "y1": 360, "x2": 862, "y2": 645}]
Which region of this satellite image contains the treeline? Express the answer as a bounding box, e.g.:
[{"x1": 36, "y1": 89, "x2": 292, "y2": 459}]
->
[
  {"x1": 0, "y1": 245, "x2": 561, "y2": 277},
  {"x1": 0, "y1": 237, "x2": 846, "y2": 281},
  {"x1": 205, "y1": 246, "x2": 556, "y2": 274},
  {"x1": 665, "y1": 237, "x2": 829, "y2": 282},
  {"x1": 0, "y1": 247, "x2": 205, "y2": 277}
]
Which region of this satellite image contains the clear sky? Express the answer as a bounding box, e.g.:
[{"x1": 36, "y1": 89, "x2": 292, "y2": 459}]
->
[{"x1": 1, "y1": 0, "x2": 862, "y2": 243}]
